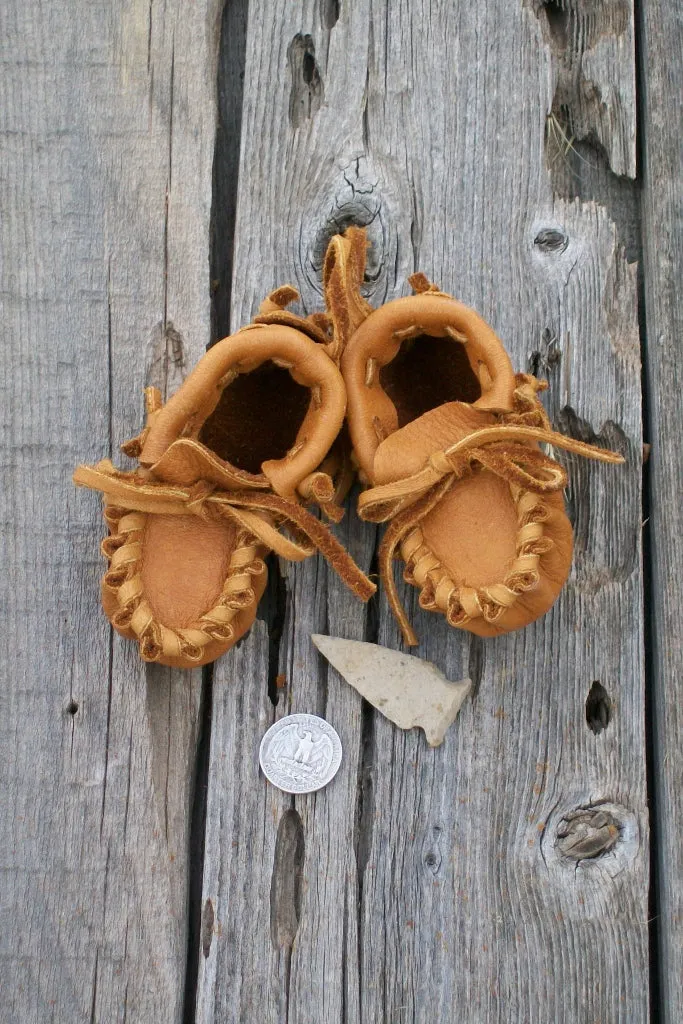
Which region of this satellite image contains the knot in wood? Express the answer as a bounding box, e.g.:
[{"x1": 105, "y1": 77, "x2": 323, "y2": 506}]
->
[
  {"x1": 302, "y1": 156, "x2": 389, "y2": 296},
  {"x1": 534, "y1": 228, "x2": 569, "y2": 254},
  {"x1": 556, "y1": 807, "x2": 620, "y2": 861}
]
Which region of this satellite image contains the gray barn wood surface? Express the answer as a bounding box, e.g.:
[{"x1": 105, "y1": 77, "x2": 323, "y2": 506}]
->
[{"x1": 0, "y1": 1, "x2": 679, "y2": 1022}]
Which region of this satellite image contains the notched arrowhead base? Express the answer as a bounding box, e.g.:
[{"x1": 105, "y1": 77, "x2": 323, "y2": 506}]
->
[{"x1": 311, "y1": 635, "x2": 472, "y2": 746}]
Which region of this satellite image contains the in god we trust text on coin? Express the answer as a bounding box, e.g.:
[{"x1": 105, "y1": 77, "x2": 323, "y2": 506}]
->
[{"x1": 259, "y1": 713, "x2": 343, "y2": 794}]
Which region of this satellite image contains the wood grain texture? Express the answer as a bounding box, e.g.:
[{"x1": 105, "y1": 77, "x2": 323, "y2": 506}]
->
[
  {"x1": 0, "y1": 1, "x2": 220, "y2": 1020},
  {"x1": 196, "y1": 1, "x2": 647, "y2": 1022},
  {"x1": 640, "y1": 0, "x2": 683, "y2": 1018},
  {"x1": 531, "y1": 0, "x2": 637, "y2": 179}
]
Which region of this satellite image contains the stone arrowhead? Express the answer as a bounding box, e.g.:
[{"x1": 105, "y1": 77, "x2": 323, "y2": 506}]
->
[{"x1": 311, "y1": 635, "x2": 472, "y2": 747}]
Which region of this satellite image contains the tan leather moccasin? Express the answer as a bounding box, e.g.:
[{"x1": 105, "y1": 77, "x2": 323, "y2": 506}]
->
[
  {"x1": 326, "y1": 229, "x2": 624, "y2": 645},
  {"x1": 74, "y1": 288, "x2": 374, "y2": 668}
]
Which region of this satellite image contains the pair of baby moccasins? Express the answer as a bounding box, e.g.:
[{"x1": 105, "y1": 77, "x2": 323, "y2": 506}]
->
[{"x1": 74, "y1": 228, "x2": 622, "y2": 668}]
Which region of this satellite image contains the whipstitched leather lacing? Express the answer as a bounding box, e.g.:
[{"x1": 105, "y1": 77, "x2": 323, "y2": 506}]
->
[
  {"x1": 101, "y1": 505, "x2": 265, "y2": 663},
  {"x1": 74, "y1": 459, "x2": 376, "y2": 662},
  {"x1": 358, "y1": 376, "x2": 624, "y2": 645}
]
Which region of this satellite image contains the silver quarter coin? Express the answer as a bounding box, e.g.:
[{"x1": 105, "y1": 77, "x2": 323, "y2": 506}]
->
[{"x1": 259, "y1": 713, "x2": 343, "y2": 794}]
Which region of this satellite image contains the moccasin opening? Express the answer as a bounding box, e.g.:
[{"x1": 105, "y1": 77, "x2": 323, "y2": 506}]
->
[
  {"x1": 139, "y1": 324, "x2": 346, "y2": 488},
  {"x1": 198, "y1": 360, "x2": 311, "y2": 474},
  {"x1": 379, "y1": 335, "x2": 482, "y2": 428}
]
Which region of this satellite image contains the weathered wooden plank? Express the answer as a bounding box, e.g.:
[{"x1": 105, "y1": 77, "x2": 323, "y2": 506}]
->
[
  {"x1": 197, "y1": 1, "x2": 647, "y2": 1023},
  {"x1": 535, "y1": 0, "x2": 637, "y2": 179},
  {"x1": 198, "y1": 512, "x2": 376, "y2": 1023},
  {"x1": 0, "y1": 2, "x2": 220, "y2": 1020},
  {"x1": 366, "y1": 201, "x2": 646, "y2": 1023},
  {"x1": 640, "y1": 0, "x2": 683, "y2": 1017}
]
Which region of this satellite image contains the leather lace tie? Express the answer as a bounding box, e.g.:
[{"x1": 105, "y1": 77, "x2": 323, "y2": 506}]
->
[
  {"x1": 74, "y1": 460, "x2": 376, "y2": 601},
  {"x1": 357, "y1": 424, "x2": 624, "y2": 645},
  {"x1": 322, "y1": 226, "x2": 374, "y2": 362}
]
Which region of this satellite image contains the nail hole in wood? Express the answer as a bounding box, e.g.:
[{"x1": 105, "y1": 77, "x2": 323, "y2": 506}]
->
[
  {"x1": 585, "y1": 680, "x2": 612, "y2": 734},
  {"x1": 66, "y1": 700, "x2": 79, "y2": 716},
  {"x1": 421, "y1": 825, "x2": 443, "y2": 876}
]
